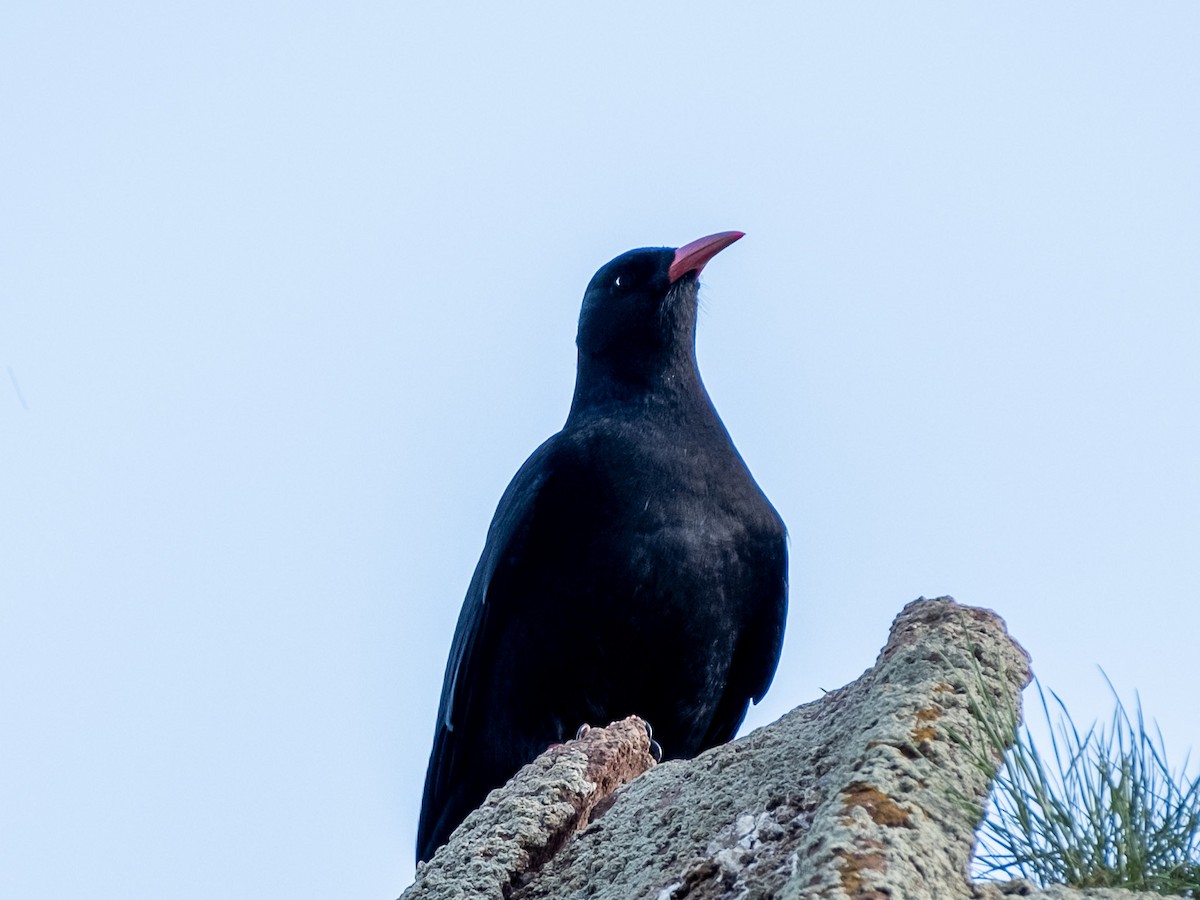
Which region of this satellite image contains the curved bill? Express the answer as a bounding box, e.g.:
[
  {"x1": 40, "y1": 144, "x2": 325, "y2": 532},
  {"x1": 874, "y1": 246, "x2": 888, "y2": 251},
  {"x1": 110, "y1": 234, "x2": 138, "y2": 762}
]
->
[{"x1": 668, "y1": 231, "x2": 744, "y2": 283}]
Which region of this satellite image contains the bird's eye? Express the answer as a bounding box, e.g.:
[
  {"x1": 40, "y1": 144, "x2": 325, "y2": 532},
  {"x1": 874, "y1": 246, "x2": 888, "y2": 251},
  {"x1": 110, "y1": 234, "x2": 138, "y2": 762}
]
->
[{"x1": 614, "y1": 274, "x2": 624, "y2": 288}]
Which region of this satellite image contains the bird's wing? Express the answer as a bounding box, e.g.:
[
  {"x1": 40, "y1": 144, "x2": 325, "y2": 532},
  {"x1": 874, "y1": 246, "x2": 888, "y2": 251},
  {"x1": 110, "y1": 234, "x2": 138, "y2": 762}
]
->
[
  {"x1": 701, "y1": 529, "x2": 788, "y2": 748},
  {"x1": 417, "y1": 436, "x2": 557, "y2": 855},
  {"x1": 747, "y1": 531, "x2": 788, "y2": 705}
]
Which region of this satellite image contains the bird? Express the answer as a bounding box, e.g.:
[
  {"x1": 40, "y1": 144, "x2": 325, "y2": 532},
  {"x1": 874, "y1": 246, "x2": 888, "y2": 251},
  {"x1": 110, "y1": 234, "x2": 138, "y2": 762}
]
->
[{"x1": 416, "y1": 232, "x2": 787, "y2": 864}]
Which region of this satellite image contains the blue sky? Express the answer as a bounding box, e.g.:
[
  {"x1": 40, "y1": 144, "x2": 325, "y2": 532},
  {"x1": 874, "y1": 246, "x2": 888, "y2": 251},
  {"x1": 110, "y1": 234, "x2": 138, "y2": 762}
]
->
[{"x1": 3, "y1": 4, "x2": 1198, "y2": 897}]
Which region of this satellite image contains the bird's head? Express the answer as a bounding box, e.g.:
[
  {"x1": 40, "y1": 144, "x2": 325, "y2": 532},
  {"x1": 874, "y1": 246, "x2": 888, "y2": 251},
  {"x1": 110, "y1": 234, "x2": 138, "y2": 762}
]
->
[{"x1": 573, "y1": 231, "x2": 743, "y2": 408}]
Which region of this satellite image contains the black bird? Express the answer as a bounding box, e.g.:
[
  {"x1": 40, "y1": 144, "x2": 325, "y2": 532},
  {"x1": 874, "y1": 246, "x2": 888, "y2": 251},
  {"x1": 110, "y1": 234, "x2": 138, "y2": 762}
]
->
[{"x1": 416, "y1": 232, "x2": 787, "y2": 863}]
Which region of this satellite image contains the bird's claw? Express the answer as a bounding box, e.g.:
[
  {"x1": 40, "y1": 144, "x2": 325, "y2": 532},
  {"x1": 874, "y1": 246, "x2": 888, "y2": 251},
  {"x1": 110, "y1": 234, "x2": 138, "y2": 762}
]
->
[
  {"x1": 574, "y1": 721, "x2": 659, "y2": 759},
  {"x1": 641, "y1": 719, "x2": 663, "y2": 762}
]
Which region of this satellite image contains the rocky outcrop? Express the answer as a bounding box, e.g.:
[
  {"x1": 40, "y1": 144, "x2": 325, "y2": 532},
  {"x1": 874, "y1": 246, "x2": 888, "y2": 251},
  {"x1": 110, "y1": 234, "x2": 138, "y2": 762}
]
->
[
  {"x1": 402, "y1": 716, "x2": 657, "y2": 900},
  {"x1": 399, "y1": 598, "x2": 1158, "y2": 900}
]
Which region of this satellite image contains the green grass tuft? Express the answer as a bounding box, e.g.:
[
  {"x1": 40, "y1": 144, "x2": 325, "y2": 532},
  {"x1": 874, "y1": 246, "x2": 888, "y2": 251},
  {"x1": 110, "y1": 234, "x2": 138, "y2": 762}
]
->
[{"x1": 974, "y1": 674, "x2": 1200, "y2": 895}]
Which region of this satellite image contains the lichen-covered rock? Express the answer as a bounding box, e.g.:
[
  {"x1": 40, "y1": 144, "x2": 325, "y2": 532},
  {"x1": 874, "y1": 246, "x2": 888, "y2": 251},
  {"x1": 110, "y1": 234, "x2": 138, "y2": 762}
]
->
[
  {"x1": 401, "y1": 715, "x2": 657, "y2": 900},
  {"x1": 399, "y1": 598, "x2": 1154, "y2": 900}
]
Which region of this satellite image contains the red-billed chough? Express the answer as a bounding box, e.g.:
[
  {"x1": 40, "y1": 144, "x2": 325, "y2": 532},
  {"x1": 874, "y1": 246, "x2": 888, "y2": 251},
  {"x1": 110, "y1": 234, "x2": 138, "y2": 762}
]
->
[{"x1": 416, "y1": 232, "x2": 787, "y2": 863}]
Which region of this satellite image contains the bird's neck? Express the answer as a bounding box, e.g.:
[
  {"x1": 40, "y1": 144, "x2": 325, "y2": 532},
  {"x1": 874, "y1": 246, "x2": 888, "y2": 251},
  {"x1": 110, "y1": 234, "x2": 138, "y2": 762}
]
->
[{"x1": 567, "y1": 346, "x2": 711, "y2": 423}]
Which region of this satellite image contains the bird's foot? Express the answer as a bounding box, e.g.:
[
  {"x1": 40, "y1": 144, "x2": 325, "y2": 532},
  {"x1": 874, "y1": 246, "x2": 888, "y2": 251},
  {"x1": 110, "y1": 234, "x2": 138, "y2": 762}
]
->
[
  {"x1": 642, "y1": 719, "x2": 663, "y2": 762},
  {"x1": 548, "y1": 723, "x2": 592, "y2": 751},
  {"x1": 569, "y1": 721, "x2": 659, "y2": 760}
]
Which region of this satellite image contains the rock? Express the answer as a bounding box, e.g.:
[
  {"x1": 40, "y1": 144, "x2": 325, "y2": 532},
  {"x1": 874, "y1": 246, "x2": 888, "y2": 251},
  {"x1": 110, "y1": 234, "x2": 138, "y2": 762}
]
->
[
  {"x1": 398, "y1": 597, "x2": 1158, "y2": 900},
  {"x1": 401, "y1": 715, "x2": 657, "y2": 900}
]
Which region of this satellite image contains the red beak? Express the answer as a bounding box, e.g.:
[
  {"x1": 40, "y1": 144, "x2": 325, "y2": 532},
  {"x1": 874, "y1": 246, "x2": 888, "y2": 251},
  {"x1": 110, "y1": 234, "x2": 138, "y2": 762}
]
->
[{"x1": 668, "y1": 231, "x2": 744, "y2": 283}]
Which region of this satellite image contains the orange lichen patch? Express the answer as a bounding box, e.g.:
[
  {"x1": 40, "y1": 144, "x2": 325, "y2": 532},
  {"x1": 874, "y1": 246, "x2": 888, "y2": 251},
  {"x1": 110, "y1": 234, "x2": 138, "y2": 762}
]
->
[
  {"x1": 833, "y1": 847, "x2": 888, "y2": 897},
  {"x1": 933, "y1": 681, "x2": 956, "y2": 694},
  {"x1": 910, "y1": 706, "x2": 943, "y2": 745},
  {"x1": 908, "y1": 705, "x2": 944, "y2": 746},
  {"x1": 841, "y1": 782, "x2": 912, "y2": 827},
  {"x1": 911, "y1": 726, "x2": 939, "y2": 744}
]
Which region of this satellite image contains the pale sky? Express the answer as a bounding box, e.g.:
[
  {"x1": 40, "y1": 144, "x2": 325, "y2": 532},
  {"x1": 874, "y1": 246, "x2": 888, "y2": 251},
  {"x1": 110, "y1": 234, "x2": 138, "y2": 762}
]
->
[{"x1": 3, "y1": 4, "x2": 1198, "y2": 898}]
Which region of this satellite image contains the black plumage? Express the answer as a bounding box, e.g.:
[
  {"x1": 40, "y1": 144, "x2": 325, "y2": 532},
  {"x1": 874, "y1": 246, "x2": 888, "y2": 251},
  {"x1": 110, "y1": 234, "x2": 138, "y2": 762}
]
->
[{"x1": 416, "y1": 232, "x2": 787, "y2": 863}]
